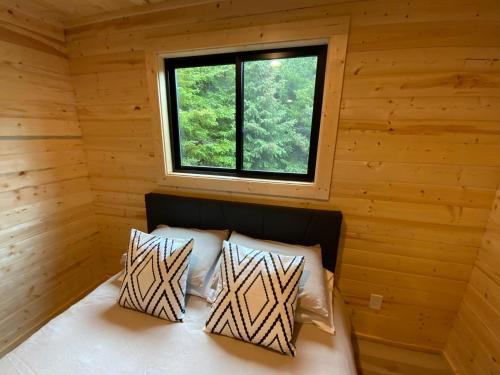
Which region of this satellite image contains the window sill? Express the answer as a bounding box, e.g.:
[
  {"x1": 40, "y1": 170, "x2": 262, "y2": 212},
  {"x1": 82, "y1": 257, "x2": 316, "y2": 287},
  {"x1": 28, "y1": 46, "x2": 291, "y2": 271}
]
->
[{"x1": 157, "y1": 170, "x2": 329, "y2": 200}]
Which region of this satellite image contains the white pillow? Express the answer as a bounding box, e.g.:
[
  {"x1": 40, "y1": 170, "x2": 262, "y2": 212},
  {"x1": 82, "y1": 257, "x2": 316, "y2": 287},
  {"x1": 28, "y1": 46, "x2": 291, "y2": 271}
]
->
[
  {"x1": 116, "y1": 253, "x2": 128, "y2": 283},
  {"x1": 208, "y1": 232, "x2": 335, "y2": 334},
  {"x1": 152, "y1": 225, "x2": 228, "y2": 298},
  {"x1": 118, "y1": 229, "x2": 193, "y2": 321},
  {"x1": 205, "y1": 241, "x2": 304, "y2": 356},
  {"x1": 295, "y1": 269, "x2": 335, "y2": 334}
]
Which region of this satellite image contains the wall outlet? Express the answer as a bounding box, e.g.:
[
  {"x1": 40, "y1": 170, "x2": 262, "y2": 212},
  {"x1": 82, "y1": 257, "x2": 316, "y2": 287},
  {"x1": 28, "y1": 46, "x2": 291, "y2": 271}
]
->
[{"x1": 369, "y1": 294, "x2": 383, "y2": 310}]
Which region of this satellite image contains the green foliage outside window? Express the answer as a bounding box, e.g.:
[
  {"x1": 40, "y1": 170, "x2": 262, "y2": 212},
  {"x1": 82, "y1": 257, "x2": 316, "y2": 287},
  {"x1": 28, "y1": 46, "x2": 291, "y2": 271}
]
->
[
  {"x1": 175, "y1": 56, "x2": 318, "y2": 174},
  {"x1": 176, "y1": 64, "x2": 236, "y2": 168}
]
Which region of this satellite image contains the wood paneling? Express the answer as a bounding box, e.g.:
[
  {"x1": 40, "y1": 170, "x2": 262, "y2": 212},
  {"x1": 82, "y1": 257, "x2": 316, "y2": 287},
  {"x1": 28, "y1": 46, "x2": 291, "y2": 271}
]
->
[
  {"x1": 445, "y1": 189, "x2": 500, "y2": 375},
  {"x1": 64, "y1": 0, "x2": 500, "y2": 352},
  {"x1": 0, "y1": 0, "x2": 216, "y2": 27},
  {"x1": 0, "y1": 4, "x2": 104, "y2": 355},
  {"x1": 355, "y1": 337, "x2": 454, "y2": 375}
]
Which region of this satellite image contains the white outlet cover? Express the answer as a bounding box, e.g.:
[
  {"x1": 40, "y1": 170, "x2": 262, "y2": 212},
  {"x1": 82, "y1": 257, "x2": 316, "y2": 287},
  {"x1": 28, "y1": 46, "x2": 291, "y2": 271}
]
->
[{"x1": 369, "y1": 294, "x2": 383, "y2": 310}]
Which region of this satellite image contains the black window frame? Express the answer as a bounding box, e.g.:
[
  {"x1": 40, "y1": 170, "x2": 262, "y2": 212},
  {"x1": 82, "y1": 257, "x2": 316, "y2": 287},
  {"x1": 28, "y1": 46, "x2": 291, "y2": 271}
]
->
[{"x1": 164, "y1": 45, "x2": 327, "y2": 182}]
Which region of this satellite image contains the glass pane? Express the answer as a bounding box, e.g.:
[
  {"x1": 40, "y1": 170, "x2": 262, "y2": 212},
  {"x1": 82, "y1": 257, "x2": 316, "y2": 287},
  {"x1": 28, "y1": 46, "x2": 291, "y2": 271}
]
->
[
  {"x1": 243, "y1": 56, "x2": 318, "y2": 174},
  {"x1": 175, "y1": 64, "x2": 236, "y2": 168}
]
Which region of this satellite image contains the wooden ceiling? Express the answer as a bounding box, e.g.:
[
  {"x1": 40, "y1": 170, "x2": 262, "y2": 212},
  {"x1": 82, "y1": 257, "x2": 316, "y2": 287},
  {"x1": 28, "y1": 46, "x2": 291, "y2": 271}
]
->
[{"x1": 3, "y1": 0, "x2": 215, "y2": 27}]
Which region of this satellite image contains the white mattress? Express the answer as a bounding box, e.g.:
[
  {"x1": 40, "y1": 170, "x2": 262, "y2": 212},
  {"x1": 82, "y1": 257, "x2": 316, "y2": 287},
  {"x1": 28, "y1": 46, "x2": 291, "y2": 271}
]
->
[{"x1": 0, "y1": 276, "x2": 357, "y2": 375}]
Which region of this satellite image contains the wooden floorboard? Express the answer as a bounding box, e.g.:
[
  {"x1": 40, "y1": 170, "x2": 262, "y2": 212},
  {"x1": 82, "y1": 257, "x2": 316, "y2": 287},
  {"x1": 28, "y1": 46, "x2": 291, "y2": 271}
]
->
[{"x1": 354, "y1": 338, "x2": 454, "y2": 375}]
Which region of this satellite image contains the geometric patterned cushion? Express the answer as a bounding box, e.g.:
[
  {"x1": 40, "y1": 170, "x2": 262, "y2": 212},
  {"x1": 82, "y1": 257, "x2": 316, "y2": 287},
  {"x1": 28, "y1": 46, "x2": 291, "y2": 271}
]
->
[
  {"x1": 227, "y1": 232, "x2": 332, "y2": 332},
  {"x1": 118, "y1": 229, "x2": 194, "y2": 322},
  {"x1": 204, "y1": 241, "x2": 305, "y2": 356}
]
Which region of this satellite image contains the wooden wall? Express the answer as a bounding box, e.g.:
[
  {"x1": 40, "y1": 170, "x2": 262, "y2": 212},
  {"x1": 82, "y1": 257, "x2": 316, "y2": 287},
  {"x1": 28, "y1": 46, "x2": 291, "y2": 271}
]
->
[
  {"x1": 0, "y1": 4, "x2": 104, "y2": 355},
  {"x1": 65, "y1": 0, "x2": 500, "y2": 352},
  {"x1": 445, "y1": 188, "x2": 500, "y2": 374}
]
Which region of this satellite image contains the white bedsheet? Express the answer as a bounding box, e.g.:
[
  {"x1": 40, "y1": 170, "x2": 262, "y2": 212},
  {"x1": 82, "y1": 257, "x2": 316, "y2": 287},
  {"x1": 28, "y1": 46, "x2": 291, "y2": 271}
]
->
[{"x1": 0, "y1": 276, "x2": 357, "y2": 375}]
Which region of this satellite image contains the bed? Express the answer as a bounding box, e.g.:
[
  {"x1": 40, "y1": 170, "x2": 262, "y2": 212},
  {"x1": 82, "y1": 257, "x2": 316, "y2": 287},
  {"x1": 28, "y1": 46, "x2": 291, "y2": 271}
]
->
[{"x1": 0, "y1": 194, "x2": 357, "y2": 375}]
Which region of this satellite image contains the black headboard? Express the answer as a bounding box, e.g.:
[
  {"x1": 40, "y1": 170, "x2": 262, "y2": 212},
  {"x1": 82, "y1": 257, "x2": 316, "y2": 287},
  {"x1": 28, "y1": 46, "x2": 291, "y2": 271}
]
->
[{"x1": 145, "y1": 193, "x2": 342, "y2": 273}]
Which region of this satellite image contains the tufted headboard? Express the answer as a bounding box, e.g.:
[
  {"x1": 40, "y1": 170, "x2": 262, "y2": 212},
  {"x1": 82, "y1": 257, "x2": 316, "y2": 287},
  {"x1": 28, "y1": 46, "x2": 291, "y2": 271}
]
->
[{"x1": 145, "y1": 193, "x2": 342, "y2": 273}]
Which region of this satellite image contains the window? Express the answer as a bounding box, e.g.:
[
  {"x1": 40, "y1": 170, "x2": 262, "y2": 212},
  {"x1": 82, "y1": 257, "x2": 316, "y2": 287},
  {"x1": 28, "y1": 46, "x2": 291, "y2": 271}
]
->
[
  {"x1": 150, "y1": 18, "x2": 349, "y2": 199},
  {"x1": 165, "y1": 45, "x2": 327, "y2": 182}
]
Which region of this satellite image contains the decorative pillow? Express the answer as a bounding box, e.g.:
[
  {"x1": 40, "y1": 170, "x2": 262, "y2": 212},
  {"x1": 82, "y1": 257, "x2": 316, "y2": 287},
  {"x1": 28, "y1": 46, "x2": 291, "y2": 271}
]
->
[
  {"x1": 208, "y1": 232, "x2": 334, "y2": 334},
  {"x1": 118, "y1": 229, "x2": 194, "y2": 322},
  {"x1": 204, "y1": 241, "x2": 305, "y2": 356},
  {"x1": 152, "y1": 225, "x2": 228, "y2": 298}
]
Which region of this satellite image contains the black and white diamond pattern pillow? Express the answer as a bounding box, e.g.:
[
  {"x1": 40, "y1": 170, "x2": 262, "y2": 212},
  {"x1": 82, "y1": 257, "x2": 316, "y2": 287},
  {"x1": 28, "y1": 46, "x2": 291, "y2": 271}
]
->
[
  {"x1": 118, "y1": 229, "x2": 194, "y2": 322},
  {"x1": 204, "y1": 241, "x2": 305, "y2": 356}
]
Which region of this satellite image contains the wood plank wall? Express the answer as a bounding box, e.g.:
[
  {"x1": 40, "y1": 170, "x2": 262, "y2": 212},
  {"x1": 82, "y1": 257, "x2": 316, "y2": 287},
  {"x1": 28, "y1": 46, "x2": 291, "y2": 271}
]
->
[
  {"x1": 64, "y1": 0, "x2": 500, "y2": 351},
  {"x1": 445, "y1": 189, "x2": 500, "y2": 374},
  {"x1": 0, "y1": 4, "x2": 104, "y2": 355}
]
